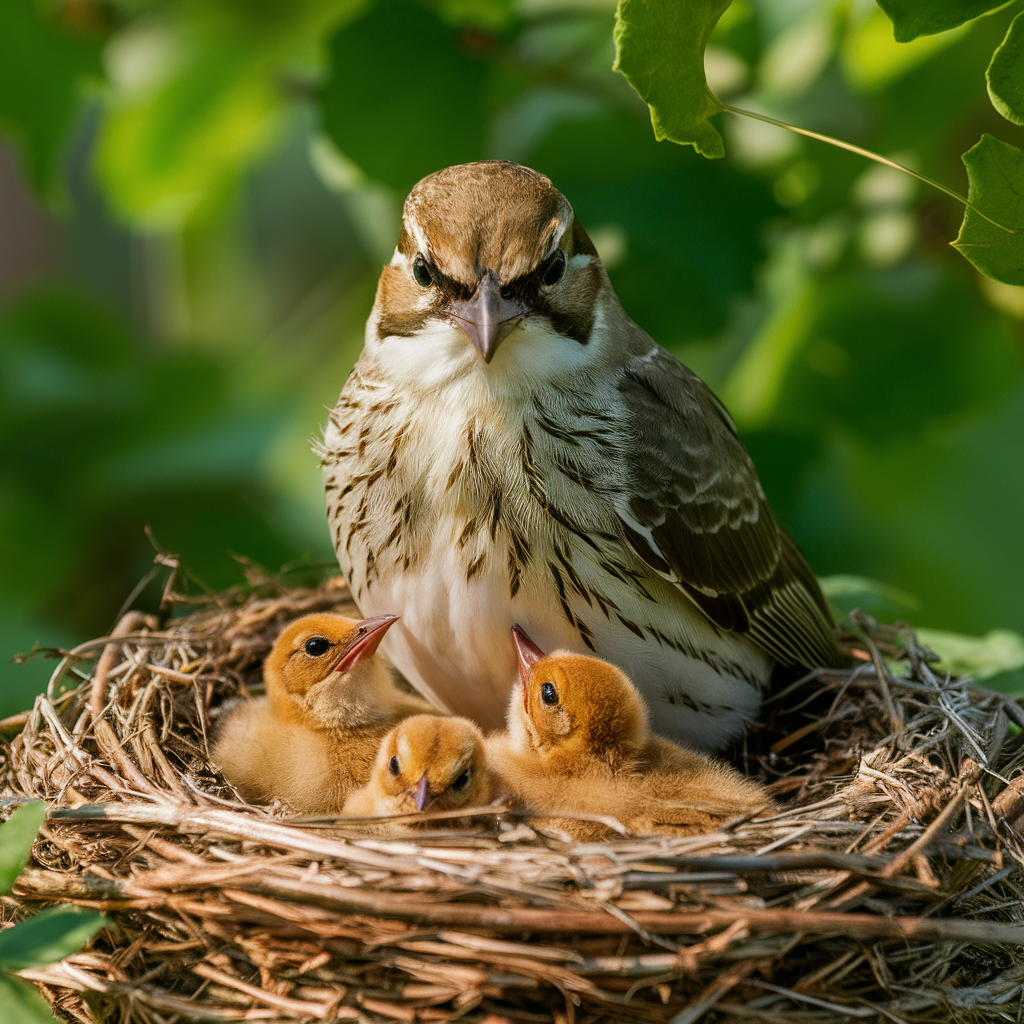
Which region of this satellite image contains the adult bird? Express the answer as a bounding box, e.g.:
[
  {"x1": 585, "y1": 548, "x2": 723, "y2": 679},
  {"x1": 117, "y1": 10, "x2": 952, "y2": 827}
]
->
[{"x1": 319, "y1": 160, "x2": 842, "y2": 750}]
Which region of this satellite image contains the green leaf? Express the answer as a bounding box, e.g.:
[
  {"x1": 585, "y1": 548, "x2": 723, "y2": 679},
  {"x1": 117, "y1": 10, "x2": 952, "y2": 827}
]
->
[
  {"x1": 0, "y1": 907, "x2": 106, "y2": 972},
  {"x1": 0, "y1": 0, "x2": 104, "y2": 200},
  {"x1": 0, "y1": 974, "x2": 58, "y2": 1024},
  {"x1": 818, "y1": 575, "x2": 920, "y2": 610},
  {"x1": 987, "y1": 11, "x2": 1024, "y2": 124},
  {"x1": 613, "y1": 0, "x2": 730, "y2": 159},
  {"x1": 953, "y1": 134, "x2": 1024, "y2": 286},
  {"x1": 0, "y1": 803, "x2": 46, "y2": 896},
  {"x1": 319, "y1": 0, "x2": 492, "y2": 192},
  {"x1": 916, "y1": 627, "x2": 1024, "y2": 681},
  {"x1": 874, "y1": 0, "x2": 1008, "y2": 43}
]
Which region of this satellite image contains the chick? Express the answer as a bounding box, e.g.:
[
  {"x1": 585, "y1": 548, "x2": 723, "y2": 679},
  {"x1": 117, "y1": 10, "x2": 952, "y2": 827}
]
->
[
  {"x1": 343, "y1": 715, "x2": 494, "y2": 831},
  {"x1": 486, "y1": 626, "x2": 771, "y2": 839},
  {"x1": 213, "y1": 613, "x2": 432, "y2": 814}
]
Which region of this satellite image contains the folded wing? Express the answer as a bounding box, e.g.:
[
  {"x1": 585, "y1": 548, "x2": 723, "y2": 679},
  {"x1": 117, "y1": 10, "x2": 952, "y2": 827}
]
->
[{"x1": 615, "y1": 345, "x2": 842, "y2": 669}]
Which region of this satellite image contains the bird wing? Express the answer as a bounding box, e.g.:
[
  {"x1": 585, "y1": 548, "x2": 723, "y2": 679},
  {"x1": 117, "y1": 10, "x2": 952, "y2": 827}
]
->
[{"x1": 614, "y1": 345, "x2": 842, "y2": 669}]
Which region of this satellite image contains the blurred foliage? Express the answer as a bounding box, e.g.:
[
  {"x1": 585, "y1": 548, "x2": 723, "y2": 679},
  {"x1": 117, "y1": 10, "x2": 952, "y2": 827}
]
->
[
  {"x1": 0, "y1": 0, "x2": 104, "y2": 200},
  {"x1": 916, "y1": 626, "x2": 1024, "y2": 683},
  {"x1": 1, "y1": 0, "x2": 1024, "y2": 715},
  {"x1": 616, "y1": 0, "x2": 1024, "y2": 284}
]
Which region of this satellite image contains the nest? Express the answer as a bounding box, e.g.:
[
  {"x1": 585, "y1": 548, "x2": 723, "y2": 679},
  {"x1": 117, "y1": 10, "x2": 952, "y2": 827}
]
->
[{"x1": 2, "y1": 572, "x2": 1024, "y2": 1024}]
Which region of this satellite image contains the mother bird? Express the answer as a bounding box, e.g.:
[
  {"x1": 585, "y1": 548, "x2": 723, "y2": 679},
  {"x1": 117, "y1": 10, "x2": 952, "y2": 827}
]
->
[{"x1": 319, "y1": 161, "x2": 841, "y2": 750}]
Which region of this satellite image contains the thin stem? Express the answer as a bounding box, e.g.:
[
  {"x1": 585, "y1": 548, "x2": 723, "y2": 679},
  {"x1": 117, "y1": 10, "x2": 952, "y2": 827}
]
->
[{"x1": 722, "y1": 103, "x2": 1013, "y2": 234}]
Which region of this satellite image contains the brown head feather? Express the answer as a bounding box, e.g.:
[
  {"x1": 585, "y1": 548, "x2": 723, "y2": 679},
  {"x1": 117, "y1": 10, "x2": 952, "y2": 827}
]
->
[
  {"x1": 376, "y1": 161, "x2": 603, "y2": 346},
  {"x1": 401, "y1": 161, "x2": 574, "y2": 285}
]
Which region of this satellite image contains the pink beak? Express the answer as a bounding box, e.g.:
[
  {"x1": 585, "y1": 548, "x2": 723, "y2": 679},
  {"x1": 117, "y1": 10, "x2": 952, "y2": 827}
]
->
[
  {"x1": 335, "y1": 615, "x2": 399, "y2": 674},
  {"x1": 414, "y1": 772, "x2": 430, "y2": 812},
  {"x1": 511, "y1": 624, "x2": 546, "y2": 689},
  {"x1": 448, "y1": 272, "x2": 528, "y2": 363}
]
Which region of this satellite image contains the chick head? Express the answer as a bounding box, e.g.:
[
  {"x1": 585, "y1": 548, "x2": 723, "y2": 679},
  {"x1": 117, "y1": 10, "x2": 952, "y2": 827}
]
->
[
  {"x1": 371, "y1": 715, "x2": 491, "y2": 816},
  {"x1": 264, "y1": 613, "x2": 399, "y2": 729},
  {"x1": 509, "y1": 625, "x2": 648, "y2": 764}
]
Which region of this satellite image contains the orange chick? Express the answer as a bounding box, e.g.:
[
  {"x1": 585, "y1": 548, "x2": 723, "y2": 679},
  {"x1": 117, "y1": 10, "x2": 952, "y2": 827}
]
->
[
  {"x1": 485, "y1": 626, "x2": 771, "y2": 839},
  {"x1": 343, "y1": 715, "x2": 494, "y2": 830},
  {"x1": 213, "y1": 613, "x2": 432, "y2": 814}
]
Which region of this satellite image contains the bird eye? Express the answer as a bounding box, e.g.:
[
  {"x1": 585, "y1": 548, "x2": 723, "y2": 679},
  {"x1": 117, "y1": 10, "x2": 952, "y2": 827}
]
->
[
  {"x1": 388, "y1": 756, "x2": 400, "y2": 776},
  {"x1": 451, "y1": 768, "x2": 471, "y2": 791},
  {"x1": 412, "y1": 255, "x2": 433, "y2": 287},
  {"x1": 304, "y1": 637, "x2": 330, "y2": 657},
  {"x1": 541, "y1": 249, "x2": 566, "y2": 287},
  {"x1": 540, "y1": 681, "x2": 558, "y2": 705}
]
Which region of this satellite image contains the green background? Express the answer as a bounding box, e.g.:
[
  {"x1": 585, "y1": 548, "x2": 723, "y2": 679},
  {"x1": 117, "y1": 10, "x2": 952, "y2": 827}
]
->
[{"x1": 2, "y1": 0, "x2": 1023, "y2": 715}]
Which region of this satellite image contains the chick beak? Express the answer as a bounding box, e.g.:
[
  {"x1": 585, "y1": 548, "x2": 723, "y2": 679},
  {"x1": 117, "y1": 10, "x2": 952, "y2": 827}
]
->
[
  {"x1": 511, "y1": 624, "x2": 545, "y2": 689},
  {"x1": 335, "y1": 614, "x2": 399, "y2": 674},
  {"x1": 449, "y1": 272, "x2": 527, "y2": 363},
  {"x1": 414, "y1": 772, "x2": 430, "y2": 812}
]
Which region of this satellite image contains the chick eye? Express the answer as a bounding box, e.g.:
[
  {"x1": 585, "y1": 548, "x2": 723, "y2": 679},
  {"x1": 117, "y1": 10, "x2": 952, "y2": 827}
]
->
[
  {"x1": 412, "y1": 255, "x2": 433, "y2": 287},
  {"x1": 304, "y1": 637, "x2": 331, "y2": 657},
  {"x1": 541, "y1": 249, "x2": 566, "y2": 286},
  {"x1": 540, "y1": 681, "x2": 558, "y2": 705},
  {"x1": 451, "y1": 768, "x2": 471, "y2": 791},
  {"x1": 388, "y1": 755, "x2": 400, "y2": 776}
]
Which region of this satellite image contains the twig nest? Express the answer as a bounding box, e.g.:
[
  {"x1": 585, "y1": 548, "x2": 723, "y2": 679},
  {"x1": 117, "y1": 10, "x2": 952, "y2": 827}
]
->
[{"x1": 2, "y1": 575, "x2": 1023, "y2": 1023}]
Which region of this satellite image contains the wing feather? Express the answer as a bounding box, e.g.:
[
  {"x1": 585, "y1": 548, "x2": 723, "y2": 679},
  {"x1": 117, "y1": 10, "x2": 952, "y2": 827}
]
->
[{"x1": 616, "y1": 346, "x2": 842, "y2": 669}]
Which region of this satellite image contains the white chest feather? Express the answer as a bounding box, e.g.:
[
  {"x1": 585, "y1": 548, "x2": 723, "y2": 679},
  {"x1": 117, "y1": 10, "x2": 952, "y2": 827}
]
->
[{"x1": 319, "y1": 322, "x2": 771, "y2": 746}]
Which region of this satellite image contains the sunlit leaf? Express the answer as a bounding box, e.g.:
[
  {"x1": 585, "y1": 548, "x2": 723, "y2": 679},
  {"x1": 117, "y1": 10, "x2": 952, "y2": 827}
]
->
[
  {"x1": 613, "y1": 0, "x2": 730, "y2": 159},
  {"x1": 875, "y1": 0, "x2": 1006, "y2": 42},
  {"x1": 0, "y1": 802, "x2": 46, "y2": 896},
  {"x1": 0, "y1": 907, "x2": 106, "y2": 972},
  {"x1": 0, "y1": 974, "x2": 58, "y2": 1024},
  {"x1": 987, "y1": 11, "x2": 1024, "y2": 125},
  {"x1": 953, "y1": 134, "x2": 1024, "y2": 286},
  {"x1": 916, "y1": 627, "x2": 1024, "y2": 681},
  {"x1": 320, "y1": 0, "x2": 492, "y2": 192},
  {"x1": 0, "y1": 0, "x2": 104, "y2": 200}
]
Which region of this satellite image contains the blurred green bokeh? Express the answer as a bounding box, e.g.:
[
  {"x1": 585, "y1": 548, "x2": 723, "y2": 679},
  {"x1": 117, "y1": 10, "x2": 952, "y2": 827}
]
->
[{"x1": 2, "y1": 0, "x2": 1023, "y2": 715}]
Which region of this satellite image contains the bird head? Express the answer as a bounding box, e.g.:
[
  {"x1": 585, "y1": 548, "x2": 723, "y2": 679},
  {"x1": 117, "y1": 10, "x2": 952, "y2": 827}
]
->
[
  {"x1": 370, "y1": 715, "x2": 491, "y2": 817},
  {"x1": 264, "y1": 613, "x2": 400, "y2": 730},
  {"x1": 509, "y1": 625, "x2": 648, "y2": 765},
  {"x1": 367, "y1": 160, "x2": 613, "y2": 386}
]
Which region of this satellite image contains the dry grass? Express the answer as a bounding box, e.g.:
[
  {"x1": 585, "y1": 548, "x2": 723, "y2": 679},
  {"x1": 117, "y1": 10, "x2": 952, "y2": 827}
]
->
[{"x1": 2, "y1": 570, "x2": 1024, "y2": 1024}]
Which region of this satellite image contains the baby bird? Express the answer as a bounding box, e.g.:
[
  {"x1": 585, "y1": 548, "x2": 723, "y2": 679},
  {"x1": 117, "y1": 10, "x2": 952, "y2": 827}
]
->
[
  {"x1": 486, "y1": 626, "x2": 771, "y2": 839},
  {"x1": 343, "y1": 715, "x2": 494, "y2": 831},
  {"x1": 213, "y1": 613, "x2": 432, "y2": 814}
]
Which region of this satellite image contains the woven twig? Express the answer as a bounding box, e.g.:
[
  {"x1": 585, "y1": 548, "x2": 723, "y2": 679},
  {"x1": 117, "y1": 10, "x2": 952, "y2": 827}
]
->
[{"x1": 2, "y1": 575, "x2": 1023, "y2": 1024}]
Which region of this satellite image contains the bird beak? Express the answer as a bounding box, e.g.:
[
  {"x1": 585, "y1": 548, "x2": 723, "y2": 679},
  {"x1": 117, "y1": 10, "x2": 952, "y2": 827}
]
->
[
  {"x1": 335, "y1": 614, "x2": 399, "y2": 673},
  {"x1": 511, "y1": 624, "x2": 545, "y2": 689},
  {"x1": 448, "y1": 272, "x2": 528, "y2": 363},
  {"x1": 414, "y1": 772, "x2": 430, "y2": 812}
]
